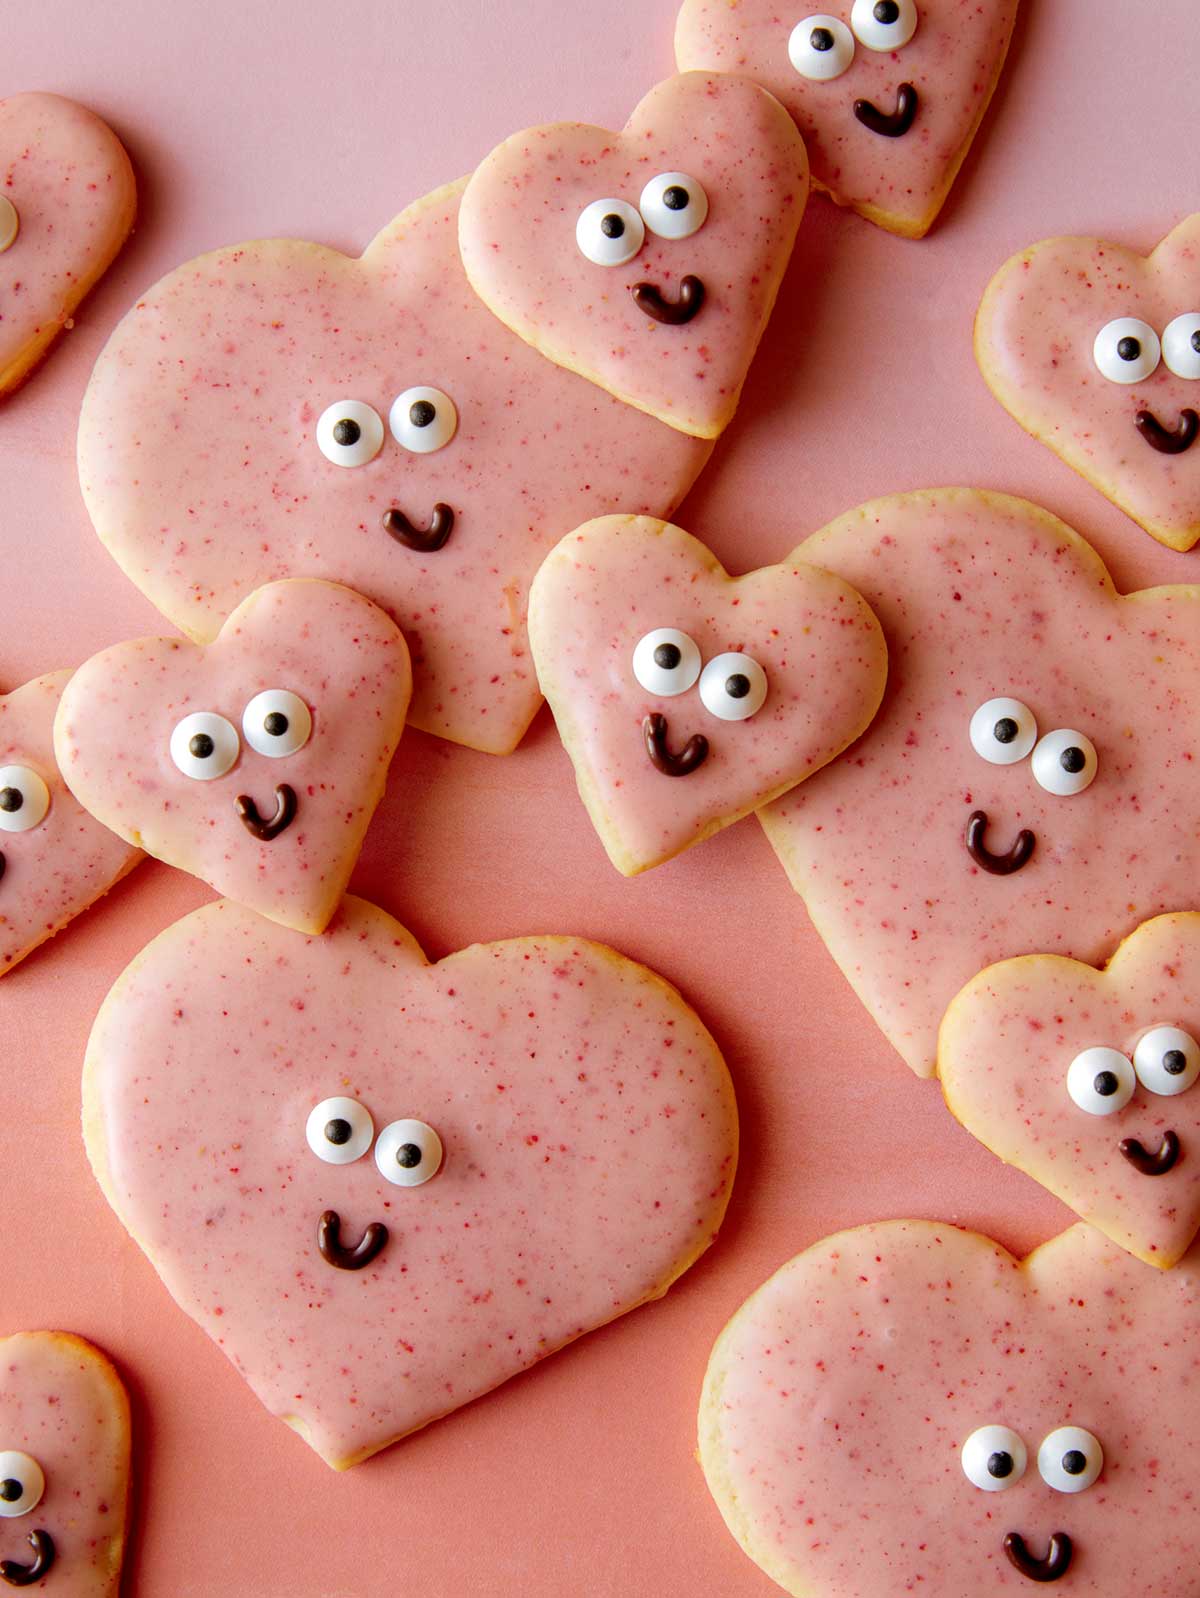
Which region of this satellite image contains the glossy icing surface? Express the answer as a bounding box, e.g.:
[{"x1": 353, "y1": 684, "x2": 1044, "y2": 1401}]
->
[{"x1": 84, "y1": 895, "x2": 738, "y2": 1470}]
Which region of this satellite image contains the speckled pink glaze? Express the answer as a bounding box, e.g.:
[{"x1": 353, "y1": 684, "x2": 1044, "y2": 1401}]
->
[
  {"x1": 54, "y1": 581, "x2": 410, "y2": 934},
  {"x1": 939, "y1": 914, "x2": 1200, "y2": 1268},
  {"x1": 529, "y1": 515, "x2": 886, "y2": 874},
  {"x1": 84, "y1": 896, "x2": 738, "y2": 1469},
  {"x1": 700, "y1": 1220, "x2": 1200, "y2": 1596},
  {"x1": 458, "y1": 74, "x2": 808, "y2": 437},
  {"x1": 976, "y1": 217, "x2": 1200, "y2": 550},
  {"x1": 675, "y1": 0, "x2": 1017, "y2": 237},
  {"x1": 0, "y1": 92, "x2": 135, "y2": 394},
  {"x1": 77, "y1": 179, "x2": 710, "y2": 756},
  {"x1": 0, "y1": 1332, "x2": 130, "y2": 1597},
  {"x1": 0, "y1": 672, "x2": 140, "y2": 976},
  {"x1": 759, "y1": 489, "x2": 1200, "y2": 1078}
]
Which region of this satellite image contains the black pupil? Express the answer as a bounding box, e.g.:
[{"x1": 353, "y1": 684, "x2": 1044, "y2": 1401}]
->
[
  {"x1": 993, "y1": 717, "x2": 1019, "y2": 745},
  {"x1": 654, "y1": 642, "x2": 682, "y2": 671},
  {"x1": 1164, "y1": 1048, "x2": 1188, "y2": 1075},
  {"x1": 0, "y1": 787, "x2": 23, "y2": 813},
  {"x1": 987, "y1": 1451, "x2": 1013, "y2": 1479},
  {"x1": 324, "y1": 1118, "x2": 352, "y2": 1146},
  {"x1": 1094, "y1": 1070, "x2": 1120, "y2": 1097},
  {"x1": 663, "y1": 186, "x2": 689, "y2": 211},
  {"x1": 263, "y1": 712, "x2": 288, "y2": 737},
  {"x1": 1062, "y1": 1450, "x2": 1088, "y2": 1476},
  {"x1": 1117, "y1": 336, "x2": 1141, "y2": 362},
  {"x1": 725, "y1": 674, "x2": 751, "y2": 700},
  {"x1": 811, "y1": 25, "x2": 834, "y2": 49},
  {"x1": 0, "y1": 1479, "x2": 22, "y2": 1502},
  {"x1": 189, "y1": 733, "x2": 215, "y2": 760},
  {"x1": 1059, "y1": 746, "x2": 1086, "y2": 774},
  {"x1": 600, "y1": 214, "x2": 625, "y2": 239},
  {"x1": 397, "y1": 1143, "x2": 422, "y2": 1168},
  {"x1": 874, "y1": 0, "x2": 900, "y2": 20},
  {"x1": 1192, "y1": 330, "x2": 1200, "y2": 354},
  {"x1": 409, "y1": 400, "x2": 436, "y2": 428},
  {"x1": 332, "y1": 418, "x2": 361, "y2": 447}
]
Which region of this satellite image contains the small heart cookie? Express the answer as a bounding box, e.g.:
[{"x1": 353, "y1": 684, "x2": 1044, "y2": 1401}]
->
[
  {"x1": 530, "y1": 515, "x2": 886, "y2": 874},
  {"x1": 459, "y1": 73, "x2": 809, "y2": 437},
  {"x1": 54, "y1": 580, "x2": 410, "y2": 934}
]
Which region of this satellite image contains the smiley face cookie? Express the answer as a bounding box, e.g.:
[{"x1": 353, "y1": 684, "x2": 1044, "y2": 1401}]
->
[
  {"x1": 458, "y1": 73, "x2": 809, "y2": 437},
  {"x1": 529, "y1": 516, "x2": 886, "y2": 874},
  {"x1": 54, "y1": 580, "x2": 410, "y2": 934}
]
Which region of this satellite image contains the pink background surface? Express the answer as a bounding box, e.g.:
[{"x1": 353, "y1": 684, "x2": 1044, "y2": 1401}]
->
[{"x1": 2, "y1": 2, "x2": 1197, "y2": 1593}]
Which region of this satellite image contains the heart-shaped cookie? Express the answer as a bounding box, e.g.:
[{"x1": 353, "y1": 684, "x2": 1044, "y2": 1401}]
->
[
  {"x1": 83, "y1": 895, "x2": 738, "y2": 1470},
  {"x1": 529, "y1": 515, "x2": 886, "y2": 874},
  {"x1": 759, "y1": 489, "x2": 1200, "y2": 1078},
  {"x1": 78, "y1": 179, "x2": 711, "y2": 756},
  {"x1": 675, "y1": 0, "x2": 1017, "y2": 238},
  {"x1": 700, "y1": 1219, "x2": 1200, "y2": 1597},
  {"x1": 939, "y1": 913, "x2": 1200, "y2": 1268},
  {"x1": 0, "y1": 92, "x2": 136, "y2": 395},
  {"x1": 0, "y1": 1331, "x2": 130, "y2": 1596},
  {"x1": 458, "y1": 73, "x2": 809, "y2": 438},
  {"x1": 977, "y1": 216, "x2": 1200, "y2": 550},
  {"x1": 0, "y1": 671, "x2": 140, "y2": 975},
  {"x1": 54, "y1": 580, "x2": 410, "y2": 934}
]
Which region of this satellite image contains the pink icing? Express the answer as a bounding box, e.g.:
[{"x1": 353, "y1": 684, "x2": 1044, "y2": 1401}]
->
[
  {"x1": 54, "y1": 580, "x2": 410, "y2": 935},
  {"x1": 458, "y1": 73, "x2": 808, "y2": 438},
  {"x1": 84, "y1": 895, "x2": 738, "y2": 1470},
  {"x1": 529, "y1": 515, "x2": 886, "y2": 873}
]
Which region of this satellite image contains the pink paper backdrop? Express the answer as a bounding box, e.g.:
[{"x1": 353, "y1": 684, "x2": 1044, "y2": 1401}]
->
[{"x1": 2, "y1": 2, "x2": 1197, "y2": 1593}]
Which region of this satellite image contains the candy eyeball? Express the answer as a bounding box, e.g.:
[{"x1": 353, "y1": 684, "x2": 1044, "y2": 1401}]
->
[
  {"x1": 1038, "y1": 1427, "x2": 1103, "y2": 1494},
  {"x1": 242, "y1": 689, "x2": 312, "y2": 758},
  {"x1": 1031, "y1": 729, "x2": 1097, "y2": 796},
  {"x1": 375, "y1": 1119, "x2": 443, "y2": 1187},
  {"x1": 0, "y1": 765, "x2": 51, "y2": 834},
  {"x1": 1162, "y1": 312, "x2": 1200, "y2": 380},
  {"x1": 1093, "y1": 318, "x2": 1161, "y2": 385},
  {"x1": 169, "y1": 711, "x2": 240, "y2": 781},
  {"x1": 699, "y1": 653, "x2": 768, "y2": 721},
  {"x1": 968, "y1": 697, "x2": 1037, "y2": 765},
  {"x1": 389, "y1": 386, "x2": 458, "y2": 454},
  {"x1": 1067, "y1": 1046, "x2": 1135, "y2": 1116},
  {"x1": 639, "y1": 173, "x2": 708, "y2": 241},
  {"x1": 1133, "y1": 1025, "x2": 1200, "y2": 1096},
  {"x1": 632, "y1": 628, "x2": 702, "y2": 697},
  {"x1": 576, "y1": 198, "x2": 644, "y2": 267},
  {"x1": 306, "y1": 1096, "x2": 374, "y2": 1165},
  {"x1": 961, "y1": 1425, "x2": 1027, "y2": 1492},
  {"x1": 0, "y1": 1452, "x2": 44, "y2": 1518},
  {"x1": 788, "y1": 15, "x2": 855, "y2": 80},
  {"x1": 851, "y1": 0, "x2": 918, "y2": 50},
  {"x1": 0, "y1": 195, "x2": 18, "y2": 253},
  {"x1": 316, "y1": 399, "x2": 385, "y2": 466}
]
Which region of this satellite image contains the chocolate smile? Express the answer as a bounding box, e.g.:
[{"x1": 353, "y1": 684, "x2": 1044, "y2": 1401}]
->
[
  {"x1": 1003, "y1": 1532, "x2": 1073, "y2": 1583},
  {"x1": 1135, "y1": 408, "x2": 1199, "y2": 455},
  {"x1": 383, "y1": 502, "x2": 455, "y2": 552},
  {"x1": 643, "y1": 712, "x2": 709, "y2": 777},
  {"x1": 0, "y1": 851, "x2": 6, "y2": 886},
  {"x1": 1119, "y1": 1129, "x2": 1180, "y2": 1176},
  {"x1": 235, "y1": 783, "x2": 297, "y2": 842},
  {"x1": 1, "y1": 1529, "x2": 56, "y2": 1587},
  {"x1": 631, "y1": 276, "x2": 705, "y2": 325},
  {"x1": 317, "y1": 1209, "x2": 389, "y2": 1271},
  {"x1": 853, "y1": 83, "x2": 918, "y2": 138},
  {"x1": 965, "y1": 810, "x2": 1035, "y2": 875}
]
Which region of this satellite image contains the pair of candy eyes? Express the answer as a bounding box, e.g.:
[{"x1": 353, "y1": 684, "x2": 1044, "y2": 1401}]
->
[
  {"x1": 962, "y1": 1425, "x2": 1103, "y2": 1495},
  {"x1": 790, "y1": 0, "x2": 919, "y2": 81},
  {"x1": 576, "y1": 173, "x2": 708, "y2": 268},
  {"x1": 316, "y1": 388, "x2": 457, "y2": 468},
  {"x1": 968, "y1": 698, "x2": 1097, "y2": 798},
  {"x1": 169, "y1": 690, "x2": 311, "y2": 781},
  {"x1": 1067, "y1": 1027, "x2": 1200, "y2": 1115},
  {"x1": 305, "y1": 1098, "x2": 443, "y2": 1188},
  {"x1": 0, "y1": 1453, "x2": 43, "y2": 1519},
  {"x1": 632, "y1": 628, "x2": 768, "y2": 722},
  {"x1": 1093, "y1": 314, "x2": 1200, "y2": 385}
]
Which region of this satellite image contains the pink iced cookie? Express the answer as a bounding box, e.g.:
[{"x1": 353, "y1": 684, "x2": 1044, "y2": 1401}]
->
[
  {"x1": 458, "y1": 73, "x2": 808, "y2": 438},
  {"x1": 0, "y1": 671, "x2": 140, "y2": 976},
  {"x1": 675, "y1": 0, "x2": 1017, "y2": 238},
  {"x1": 529, "y1": 515, "x2": 886, "y2": 874},
  {"x1": 759, "y1": 489, "x2": 1200, "y2": 1078},
  {"x1": 0, "y1": 92, "x2": 136, "y2": 395},
  {"x1": 700, "y1": 1219, "x2": 1200, "y2": 1596},
  {"x1": 54, "y1": 580, "x2": 410, "y2": 935},
  {"x1": 0, "y1": 1332, "x2": 131, "y2": 1595},
  {"x1": 78, "y1": 179, "x2": 710, "y2": 756},
  {"x1": 940, "y1": 914, "x2": 1200, "y2": 1269},
  {"x1": 976, "y1": 217, "x2": 1200, "y2": 550},
  {"x1": 83, "y1": 895, "x2": 738, "y2": 1470}
]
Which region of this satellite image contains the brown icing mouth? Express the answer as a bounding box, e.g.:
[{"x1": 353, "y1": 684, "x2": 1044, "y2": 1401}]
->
[
  {"x1": 0, "y1": 1529, "x2": 56, "y2": 1587},
  {"x1": 236, "y1": 784, "x2": 298, "y2": 842},
  {"x1": 1003, "y1": 1531, "x2": 1072, "y2": 1583},
  {"x1": 1119, "y1": 1129, "x2": 1180, "y2": 1176},
  {"x1": 317, "y1": 1209, "x2": 389, "y2": 1271},
  {"x1": 0, "y1": 850, "x2": 6, "y2": 886},
  {"x1": 631, "y1": 276, "x2": 705, "y2": 325},
  {"x1": 853, "y1": 83, "x2": 918, "y2": 138},
  {"x1": 965, "y1": 810, "x2": 1035, "y2": 875},
  {"x1": 1134, "y1": 408, "x2": 1199, "y2": 455},
  {"x1": 643, "y1": 712, "x2": 709, "y2": 777},
  {"x1": 383, "y1": 503, "x2": 455, "y2": 552}
]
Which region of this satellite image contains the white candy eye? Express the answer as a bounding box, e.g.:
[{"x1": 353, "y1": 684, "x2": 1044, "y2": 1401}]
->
[
  {"x1": 1093, "y1": 318, "x2": 1161, "y2": 385},
  {"x1": 788, "y1": 15, "x2": 855, "y2": 79},
  {"x1": 1038, "y1": 1427, "x2": 1103, "y2": 1494},
  {"x1": 242, "y1": 690, "x2": 312, "y2": 758},
  {"x1": 1133, "y1": 1026, "x2": 1200, "y2": 1096},
  {"x1": 1031, "y1": 729, "x2": 1097, "y2": 796},
  {"x1": 1067, "y1": 1046, "x2": 1135, "y2": 1116},
  {"x1": 0, "y1": 766, "x2": 50, "y2": 833},
  {"x1": 169, "y1": 712, "x2": 240, "y2": 781},
  {"x1": 961, "y1": 1425, "x2": 1027, "y2": 1492},
  {"x1": 576, "y1": 198, "x2": 644, "y2": 267},
  {"x1": 306, "y1": 1096, "x2": 374, "y2": 1165},
  {"x1": 0, "y1": 1452, "x2": 44, "y2": 1518},
  {"x1": 316, "y1": 399, "x2": 385, "y2": 467},
  {"x1": 0, "y1": 196, "x2": 18, "y2": 253},
  {"x1": 375, "y1": 1119, "x2": 443, "y2": 1187},
  {"x1": 389, "y1": 386, "x2": 458, "y2": 454},
  {"x1": 639, "y1": 172, "x2": 708, "y2": 240},
  {"x1": 851, "y1": 0, "x2": 918, "y2": 49},
  {"x1": 969, "y1": 697, "x2": 1038, "y2": 766},
  {"x1": 1162, "y1": 313, "x2": 1200, "y2": 380},
  {"x1": 632, "y1": 628, "x2": 702, "y2": 697},
  {"x1": 699, "y1": 652, "x2": 768, "y2": 722}
]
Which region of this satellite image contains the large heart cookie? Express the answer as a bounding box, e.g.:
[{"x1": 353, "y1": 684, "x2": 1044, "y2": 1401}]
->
[
  {"x1": 0, "y1": 92, "x2": 136, "y2": 395},
  {"x1": 458, "y1": 73, "x2": 808, "y2": 438},
  {"x1": 529, "y1": 515, "x2": 886, "y2": 874},
  {"x1": 84, "y1": 896, "x2": 738, "y2": 1469},
  {"x1": 760, "y1": 489, "x2": 1200, "y2": 1077},
  {"x1": 700, "y1": 1220, "x2": 1200, "y2": 1596},
  {"x1": 78, "y1": 179, "x2": 710, "y2": 756},
  {"x1": 0, "y1": 1331, "x2": 130, "y2": 1596},
  {"x1": 675, "y1": 0, "x2": 1017, "y2": 238},
  {"x1": 940, "y1": 914, "x2": 1200, "y2": 1269},
  {"x1": 977, "y1": 216, "x2": 1200, "y2": 550},
  {"x1": 55, "y1": 580, "x2": 410, "y2": 934}
]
